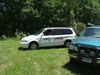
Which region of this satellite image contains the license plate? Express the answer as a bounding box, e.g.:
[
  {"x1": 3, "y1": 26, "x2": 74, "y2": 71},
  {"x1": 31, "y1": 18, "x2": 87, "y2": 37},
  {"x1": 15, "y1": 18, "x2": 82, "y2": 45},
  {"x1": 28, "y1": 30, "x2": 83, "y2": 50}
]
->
[{"x1": 82, "y1": 57, "x2": 91, "y2": 63}]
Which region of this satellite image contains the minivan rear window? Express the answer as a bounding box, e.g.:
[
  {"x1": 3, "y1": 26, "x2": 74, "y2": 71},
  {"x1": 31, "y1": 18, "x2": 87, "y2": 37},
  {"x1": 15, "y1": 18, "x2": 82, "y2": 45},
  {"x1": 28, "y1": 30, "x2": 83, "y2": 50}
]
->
[{"x1": 52, "y1": 29, "x2": 73, "y2": 35}]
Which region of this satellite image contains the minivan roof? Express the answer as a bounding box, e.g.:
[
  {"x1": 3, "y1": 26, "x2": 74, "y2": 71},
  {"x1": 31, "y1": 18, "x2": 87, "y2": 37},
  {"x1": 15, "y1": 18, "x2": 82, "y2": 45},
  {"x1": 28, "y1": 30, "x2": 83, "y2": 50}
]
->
[{"x1": 44, "y1": 27, "x2": 72, "y2": 29}]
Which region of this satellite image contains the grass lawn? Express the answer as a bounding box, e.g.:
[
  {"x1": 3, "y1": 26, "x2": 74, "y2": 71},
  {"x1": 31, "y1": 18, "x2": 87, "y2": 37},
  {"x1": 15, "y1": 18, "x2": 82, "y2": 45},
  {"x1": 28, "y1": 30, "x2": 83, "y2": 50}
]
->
[{"x1": 0, "y1": 38, "x2": 100, "y2": 75}]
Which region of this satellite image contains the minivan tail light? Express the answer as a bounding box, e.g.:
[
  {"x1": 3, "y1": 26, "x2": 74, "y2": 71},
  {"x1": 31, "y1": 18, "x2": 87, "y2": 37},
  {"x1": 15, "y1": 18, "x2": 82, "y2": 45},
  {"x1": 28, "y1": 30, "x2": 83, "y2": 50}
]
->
[
  {"x1": 75, "y1": 32, "x2": 77, "y2": 38},
  {"x1": 75, "y1": 36, "x2": 76, "y2": 38}
]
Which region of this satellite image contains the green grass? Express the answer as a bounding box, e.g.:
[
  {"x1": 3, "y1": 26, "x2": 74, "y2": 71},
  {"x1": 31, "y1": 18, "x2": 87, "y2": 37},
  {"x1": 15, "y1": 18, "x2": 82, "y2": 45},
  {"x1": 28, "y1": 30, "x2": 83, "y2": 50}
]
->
[{"x1": 0, "y1": 38, "x2": 100, "y2": 75}]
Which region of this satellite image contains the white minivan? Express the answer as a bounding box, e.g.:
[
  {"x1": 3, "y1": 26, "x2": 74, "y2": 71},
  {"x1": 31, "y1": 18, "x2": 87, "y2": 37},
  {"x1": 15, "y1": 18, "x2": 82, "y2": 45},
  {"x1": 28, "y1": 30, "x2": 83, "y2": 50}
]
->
[{"x1": 20, "y1": 27, "x2": 76, "y2": 50}]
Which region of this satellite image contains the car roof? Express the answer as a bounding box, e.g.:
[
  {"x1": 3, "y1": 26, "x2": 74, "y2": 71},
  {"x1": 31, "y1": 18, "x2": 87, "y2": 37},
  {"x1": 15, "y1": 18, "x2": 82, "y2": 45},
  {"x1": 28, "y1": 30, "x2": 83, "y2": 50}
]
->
[{"x1": 44, "y1": 27, "x2": 72, "y2": 30}]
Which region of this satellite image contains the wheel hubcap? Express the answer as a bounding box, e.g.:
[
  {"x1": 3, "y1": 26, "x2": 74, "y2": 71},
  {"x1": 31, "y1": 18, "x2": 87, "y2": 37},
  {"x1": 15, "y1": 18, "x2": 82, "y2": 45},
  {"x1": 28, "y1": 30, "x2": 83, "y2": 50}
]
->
[
  {"x1": 31, "y1": 44, "x2": 37, "y2": 49},
  {"x1": 65, "y1": 42, "x2": 70, "y2": 48}
]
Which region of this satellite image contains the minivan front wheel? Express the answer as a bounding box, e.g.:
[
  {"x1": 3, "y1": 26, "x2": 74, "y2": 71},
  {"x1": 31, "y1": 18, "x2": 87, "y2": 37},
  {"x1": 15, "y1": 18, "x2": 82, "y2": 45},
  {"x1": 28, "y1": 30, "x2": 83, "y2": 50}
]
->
[
  {"x1": 64, "y1": 41, "x2": 71, "y2": 48},
  {"x1": 29, "y1": 42, "x2": 38, "y2": 50}
]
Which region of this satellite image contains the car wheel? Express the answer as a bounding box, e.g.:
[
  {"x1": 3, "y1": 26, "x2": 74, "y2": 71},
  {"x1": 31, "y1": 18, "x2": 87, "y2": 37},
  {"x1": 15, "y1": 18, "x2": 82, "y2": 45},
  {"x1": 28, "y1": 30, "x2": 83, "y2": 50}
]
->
[
  {"x1": 29, "y1": 43, "x2": 38, "y2": 50},
  {"x1": 64, "y1": 41, "x2": 71, "y2": 48}
]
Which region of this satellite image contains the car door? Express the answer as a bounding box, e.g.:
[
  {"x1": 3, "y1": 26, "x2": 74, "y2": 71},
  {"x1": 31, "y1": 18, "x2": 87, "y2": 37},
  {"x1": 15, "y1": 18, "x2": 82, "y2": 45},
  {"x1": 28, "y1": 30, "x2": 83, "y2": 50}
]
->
[
  {"x1": 52, "y1": 29, "x2": 65, "y2": 46},
  {"x1": 52, "y1": 29, "x2": 74, "y2": 46},
  {"x1": 39, "y1": 29, "x2": 55, "y2": 47}
]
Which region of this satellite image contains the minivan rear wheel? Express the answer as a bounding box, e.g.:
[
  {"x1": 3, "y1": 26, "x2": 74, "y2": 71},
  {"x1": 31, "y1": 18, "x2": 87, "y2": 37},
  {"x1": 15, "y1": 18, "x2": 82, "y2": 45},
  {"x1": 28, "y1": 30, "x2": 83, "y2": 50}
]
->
[
  {"x1": 64, "y1": 41, "x2": 71, "y2": 48},
  {"x1": 29, "y1": 42, "x2": 38, "y2": 50}
]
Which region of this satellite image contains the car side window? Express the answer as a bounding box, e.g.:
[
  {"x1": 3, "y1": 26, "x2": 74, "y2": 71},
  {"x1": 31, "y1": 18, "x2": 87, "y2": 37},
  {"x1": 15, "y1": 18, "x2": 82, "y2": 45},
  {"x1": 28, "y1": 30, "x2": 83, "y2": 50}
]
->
[
  {"x1": 43, "y1": 29, "x2": 52, "y2": 36},
  {"x1": 52, "y1": 29, "x2": 73, "y2": 35}
]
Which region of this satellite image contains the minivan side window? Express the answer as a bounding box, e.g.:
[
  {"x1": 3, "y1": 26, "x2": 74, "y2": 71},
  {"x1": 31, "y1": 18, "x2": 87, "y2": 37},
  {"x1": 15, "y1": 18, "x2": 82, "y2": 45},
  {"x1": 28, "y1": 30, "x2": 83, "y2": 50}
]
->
[
  {"x1": 52, "y1": 29, "x2": 73, "y2": 35},
  {"x1": 43, "y1": 29, "x2": 52, "y2": 36}
]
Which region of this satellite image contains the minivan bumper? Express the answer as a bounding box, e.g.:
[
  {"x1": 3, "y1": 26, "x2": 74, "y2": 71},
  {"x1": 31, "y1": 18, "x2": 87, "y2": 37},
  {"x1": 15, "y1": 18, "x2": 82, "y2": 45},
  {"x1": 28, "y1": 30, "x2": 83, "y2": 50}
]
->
[{"x1": 20, "y1": 42, "x2": 29, "y2": 48}]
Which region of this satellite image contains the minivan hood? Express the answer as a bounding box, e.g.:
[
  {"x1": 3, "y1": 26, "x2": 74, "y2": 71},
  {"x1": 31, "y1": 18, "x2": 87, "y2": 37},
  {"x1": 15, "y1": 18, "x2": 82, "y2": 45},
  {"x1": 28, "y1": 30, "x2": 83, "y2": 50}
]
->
[
  {"x1": 72, "y1": 37, "x2": 100, "y2": 46},
  {"x1": 22, "y1": 35, "x2": 38, "y2": 40}
]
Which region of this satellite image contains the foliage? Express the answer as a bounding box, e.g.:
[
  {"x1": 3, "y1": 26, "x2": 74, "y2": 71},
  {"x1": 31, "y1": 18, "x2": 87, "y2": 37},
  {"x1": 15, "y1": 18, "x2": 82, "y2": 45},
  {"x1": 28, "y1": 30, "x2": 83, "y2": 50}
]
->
[
  {"x1": 0, "y1": 0, "x2": 100, "y2": 36},
  {"x1": 76, "y1": 22, "x2": 86, "y2": 34},
  {"x1": 74, "y1": 0, "x2": 100, "y2": 24},
  {"x1": 0, "y1": 34, "x2": 7, "y2": 40},
  {"x1": 15, "y1": 29, "x2": 30, "y2": 39}
]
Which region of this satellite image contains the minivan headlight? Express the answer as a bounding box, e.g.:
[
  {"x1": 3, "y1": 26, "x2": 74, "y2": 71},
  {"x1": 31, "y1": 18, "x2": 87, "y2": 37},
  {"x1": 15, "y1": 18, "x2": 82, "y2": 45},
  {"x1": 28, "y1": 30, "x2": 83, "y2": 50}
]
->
[
  {"x1": 21, "y1": 40, "x2": 28, "y2": 42},
  {"x1": 69, "y1": 45, "x2": 78, "y2": 51}
]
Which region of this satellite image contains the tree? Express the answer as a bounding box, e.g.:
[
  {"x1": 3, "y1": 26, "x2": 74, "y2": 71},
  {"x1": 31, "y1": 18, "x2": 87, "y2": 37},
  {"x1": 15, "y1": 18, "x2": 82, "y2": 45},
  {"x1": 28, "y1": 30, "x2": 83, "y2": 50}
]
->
[{"x1": 1, "y1": 0, "x2": 100, "y2": 37}]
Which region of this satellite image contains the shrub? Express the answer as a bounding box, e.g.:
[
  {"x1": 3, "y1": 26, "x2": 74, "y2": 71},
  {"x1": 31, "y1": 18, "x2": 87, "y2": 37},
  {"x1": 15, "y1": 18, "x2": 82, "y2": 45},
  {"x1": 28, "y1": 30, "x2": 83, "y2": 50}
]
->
[
  {"x1": 73, "y1": 22, "x2": 86, "y2": 34},
  {"x1": 1, "y1": 34, "x2": 7, "y2": 40},
  {"x1": 15, "y1": 29, "x2": 30, "y2": 39}
]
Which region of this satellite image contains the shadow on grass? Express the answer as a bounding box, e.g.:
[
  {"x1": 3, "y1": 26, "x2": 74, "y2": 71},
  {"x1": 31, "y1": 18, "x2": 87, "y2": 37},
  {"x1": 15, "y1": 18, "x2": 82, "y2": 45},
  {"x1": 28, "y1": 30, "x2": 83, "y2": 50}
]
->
[
  {"x1": 62, "y1": 61, "x2": 100, "y2": 75},
  {"x1": 18, "y1": 46, "x2": 65, "y2": 51},
  {"x1": 18, "y1": 47, "x2": 30, "y2": 51}
]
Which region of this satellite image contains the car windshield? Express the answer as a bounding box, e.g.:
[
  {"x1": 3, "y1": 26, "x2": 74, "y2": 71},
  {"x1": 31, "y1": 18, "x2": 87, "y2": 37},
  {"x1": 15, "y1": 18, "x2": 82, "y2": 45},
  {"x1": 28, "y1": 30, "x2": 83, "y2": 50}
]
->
[
  {"x1": 81, "y1": 28, "x2": 100, "y2": 38},
  {"x1": 34, "y1": 29, "x2": 44, "y2": 35}
]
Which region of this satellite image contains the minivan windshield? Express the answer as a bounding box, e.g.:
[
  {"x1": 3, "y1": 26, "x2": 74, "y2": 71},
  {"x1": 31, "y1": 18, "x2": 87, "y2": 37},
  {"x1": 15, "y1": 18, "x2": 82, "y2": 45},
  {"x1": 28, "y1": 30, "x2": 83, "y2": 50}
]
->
[
  {"x1": 81, "y1": 28, "x2": 100, "y2": 38},
  {"x1": 34, "y1": 29, "x2": 44, "y2": 35}
]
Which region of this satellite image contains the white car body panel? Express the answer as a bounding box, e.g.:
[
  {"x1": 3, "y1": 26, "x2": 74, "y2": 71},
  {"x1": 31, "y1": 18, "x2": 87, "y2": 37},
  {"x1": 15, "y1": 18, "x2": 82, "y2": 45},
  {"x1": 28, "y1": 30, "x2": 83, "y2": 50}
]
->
[{"x1": 20, "y1": 27, "x2": 76, "y2": 48}]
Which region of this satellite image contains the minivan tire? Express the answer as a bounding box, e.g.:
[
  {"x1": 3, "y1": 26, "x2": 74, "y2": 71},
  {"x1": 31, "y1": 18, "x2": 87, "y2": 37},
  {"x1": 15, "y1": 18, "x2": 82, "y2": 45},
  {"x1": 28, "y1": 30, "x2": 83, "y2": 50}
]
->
[
  {"x1": 29, "y1": 42, "x2": 38, "y2": 50},
  {"x1": 64, "y1": 41, "x2": 71, "y2": 48}
]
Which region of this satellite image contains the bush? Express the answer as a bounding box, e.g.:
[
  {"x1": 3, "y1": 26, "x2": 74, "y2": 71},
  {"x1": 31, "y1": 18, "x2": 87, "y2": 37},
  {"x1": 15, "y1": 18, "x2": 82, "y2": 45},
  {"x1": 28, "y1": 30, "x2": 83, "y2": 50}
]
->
[
  {"x1": 1, "y1": 34, "x2": 7, "y2": 40},
  {"x1": 74, "y1": 22, "x2": 86, "y2": 34},
  {"x1": 15, "y1": 29, "x2": 30, "y2": 39}
]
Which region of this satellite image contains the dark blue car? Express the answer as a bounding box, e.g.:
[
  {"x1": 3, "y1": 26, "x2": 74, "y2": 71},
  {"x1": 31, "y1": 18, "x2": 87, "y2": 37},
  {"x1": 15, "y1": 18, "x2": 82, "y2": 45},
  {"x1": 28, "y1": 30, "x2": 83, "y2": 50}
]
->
[{"x1": 68, "y1": 25, "x2": 100, "y2": 64}]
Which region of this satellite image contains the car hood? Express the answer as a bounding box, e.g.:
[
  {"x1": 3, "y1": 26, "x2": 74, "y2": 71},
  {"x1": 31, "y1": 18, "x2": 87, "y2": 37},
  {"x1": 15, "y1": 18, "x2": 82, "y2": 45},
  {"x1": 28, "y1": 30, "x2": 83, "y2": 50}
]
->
[
  {"x1": 72, "y1": 37, "x2": 100, "y2": 46},
  {"x1": 22, "y1": 35, "x2": 38, "y2": 40}
]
